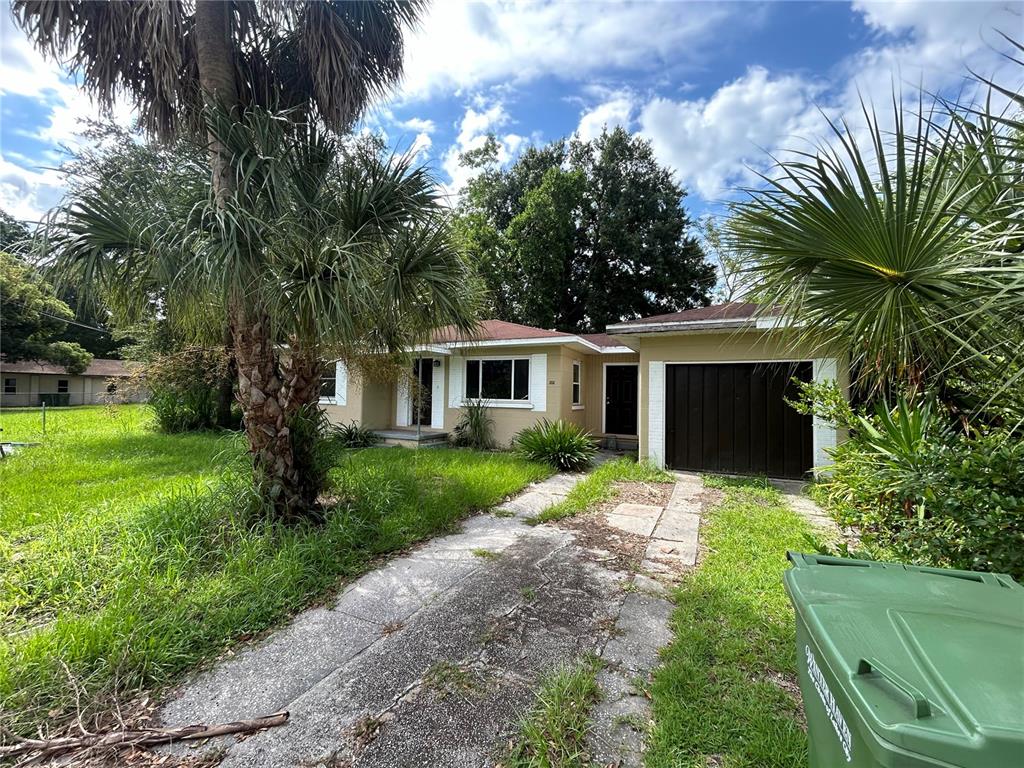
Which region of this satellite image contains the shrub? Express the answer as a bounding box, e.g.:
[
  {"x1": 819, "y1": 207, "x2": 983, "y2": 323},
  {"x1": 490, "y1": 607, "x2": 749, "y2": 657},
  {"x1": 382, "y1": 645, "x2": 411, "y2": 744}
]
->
[
  {"x1": 450, "y1": 399, "x2": 495, "y2": 450},
  {"x1": 515, "y1": 419, "x2": 598, "y2": 472},
  {"x1": 328, "y1": 421, "x2": 381, "y2": 449},
  {"x1": 803, "y1": 386, "x2": 1024, "y2": 580},
  {"x1": 124, "y1": 346, "x2": 236, "y2": 433}
]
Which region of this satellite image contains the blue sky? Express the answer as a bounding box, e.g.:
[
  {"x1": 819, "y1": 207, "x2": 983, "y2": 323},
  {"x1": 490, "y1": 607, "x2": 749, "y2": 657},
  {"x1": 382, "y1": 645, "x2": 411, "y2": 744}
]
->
[{"x1": 2, "y1": 1, "x2": 1021, "y2": 223}]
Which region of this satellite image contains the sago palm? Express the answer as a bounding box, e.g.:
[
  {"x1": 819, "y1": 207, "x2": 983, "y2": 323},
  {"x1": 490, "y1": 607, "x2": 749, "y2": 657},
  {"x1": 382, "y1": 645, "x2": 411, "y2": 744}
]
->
[{"x1": 13, "y1": 0, "x2": 430, "y2": 513}]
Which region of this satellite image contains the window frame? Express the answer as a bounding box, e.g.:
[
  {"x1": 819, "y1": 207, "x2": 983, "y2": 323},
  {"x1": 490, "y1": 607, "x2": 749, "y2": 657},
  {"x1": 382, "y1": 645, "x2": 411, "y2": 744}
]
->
[
  {"x1": 571, "y1": 361, "x2": 582, "y2": 407},
  {"x1": 57, "y1": 379, "x2": 69, "y2": 394},
  {"x1": 464, "y1": 356, "x2": 531, "y2": 404},
  {"x1": 3, "y1": 378, "x2": 16, "y2": 394},
  {"x1": 318, "y1": 363, "x2": 337, "y2": 405}
]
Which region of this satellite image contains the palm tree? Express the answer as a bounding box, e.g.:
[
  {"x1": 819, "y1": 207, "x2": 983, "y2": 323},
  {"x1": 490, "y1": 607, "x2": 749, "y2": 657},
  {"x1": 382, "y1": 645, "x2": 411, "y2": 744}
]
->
[
  {"x1": 53, "y1": 109, "x2": 479, "y2": 516},
  {"x1": 13, "y1": 1, "x2": 432, "y2": 513},
  {"x1": 729, "y1": 88, "x2": 1023, "y2": 401}
]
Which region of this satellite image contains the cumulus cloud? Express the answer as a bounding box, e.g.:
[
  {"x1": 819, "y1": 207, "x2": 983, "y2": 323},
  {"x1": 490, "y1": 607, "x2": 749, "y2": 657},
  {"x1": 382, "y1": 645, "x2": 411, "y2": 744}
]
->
[
  {"x1": 637, "y1": 67, "x2": 825, "y2": 200},
  {"x1": 576, "y1": 94, "x2": 635, "y2": 141},
  {"x1": 398, "y1": 1, "x2": 738, "y2": 101},
  {"x1": 439, "y1": 102, "x2": 525, "y2": 199}
]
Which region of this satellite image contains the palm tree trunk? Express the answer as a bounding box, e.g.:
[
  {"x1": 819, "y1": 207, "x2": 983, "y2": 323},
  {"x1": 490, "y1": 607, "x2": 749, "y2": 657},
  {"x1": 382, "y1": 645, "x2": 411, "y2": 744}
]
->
[
  {"x1": 194, "y1": 0, "x2": 305, "y2": 516},
  {"x1": 215, "y1": 324, "x2": 235, "y2": 429}
]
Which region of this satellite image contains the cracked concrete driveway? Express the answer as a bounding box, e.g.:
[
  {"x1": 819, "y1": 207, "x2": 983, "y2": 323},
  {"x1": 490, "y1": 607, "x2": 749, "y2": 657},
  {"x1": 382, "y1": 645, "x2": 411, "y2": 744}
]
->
[{"x1": 158, "y1": 470, "x2": 699, "y2": 768}]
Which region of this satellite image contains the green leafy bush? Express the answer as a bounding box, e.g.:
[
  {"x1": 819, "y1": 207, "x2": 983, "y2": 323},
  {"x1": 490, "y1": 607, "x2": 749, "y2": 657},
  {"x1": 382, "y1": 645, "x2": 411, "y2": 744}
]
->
[
  {"x1": 450, "y1": 399, "x2": 495, "y2": 450},
  {"x1": 129, "y1": 347, "x2": 236, "y2": 433},
  {"x1": 327, "y1": 420, "x2": 381, "y2": 449},
  {"x1": 515, "y1": 419, "x2": 598, "y2": 472},
  {"x1": 801, "y1": 385, "x2": 1024, "y2": 580}
]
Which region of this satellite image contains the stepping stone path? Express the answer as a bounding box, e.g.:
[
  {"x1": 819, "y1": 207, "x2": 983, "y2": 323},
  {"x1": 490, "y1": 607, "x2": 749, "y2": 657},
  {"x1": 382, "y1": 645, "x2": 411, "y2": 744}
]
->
[
  {"x1": 157, "y1": 470, "x2": 715, "y2": 768},
  {"x1": 588, "y1": 471, "x2": 707, "y2": 768}
]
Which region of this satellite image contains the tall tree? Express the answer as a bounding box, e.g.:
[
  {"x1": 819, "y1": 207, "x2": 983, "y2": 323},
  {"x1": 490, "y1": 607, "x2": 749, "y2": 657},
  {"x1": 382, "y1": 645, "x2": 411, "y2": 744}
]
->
[
  {"x1": 455, "y1": 127, "x2": 714, "y2": 332},
  {"x1": 14, "y1": 0, "x2": 430, "y2": 514},
  {"x1": 0, "y1": 252, "x2": 92, "y2": 374}
]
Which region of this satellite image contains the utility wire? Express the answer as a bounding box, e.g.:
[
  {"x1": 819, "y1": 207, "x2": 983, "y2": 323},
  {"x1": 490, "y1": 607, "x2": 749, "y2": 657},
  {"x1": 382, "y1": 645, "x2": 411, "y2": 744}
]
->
[{"x1": 0, "y1": 293, "x2": 115, "y2": 335}]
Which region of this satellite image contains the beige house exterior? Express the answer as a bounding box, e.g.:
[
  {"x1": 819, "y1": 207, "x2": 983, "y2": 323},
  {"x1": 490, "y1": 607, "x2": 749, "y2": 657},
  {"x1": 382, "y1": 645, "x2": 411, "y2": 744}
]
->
[
  {"x1": 322, "y1": 304, "x2": 848, "y2": 478},
  {"x1": 0, "y1": 358, "x2": 137, "y2": 408},
  {"x1": 321, "y1": 322, "x2": 642, "y2": 449}
]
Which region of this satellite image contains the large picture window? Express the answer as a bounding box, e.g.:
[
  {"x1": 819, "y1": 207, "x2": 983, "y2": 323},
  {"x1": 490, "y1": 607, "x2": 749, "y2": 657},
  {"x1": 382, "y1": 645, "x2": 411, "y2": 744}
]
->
[{"x1": 466, "y1": 358, "x2": 530, "y2": 401}]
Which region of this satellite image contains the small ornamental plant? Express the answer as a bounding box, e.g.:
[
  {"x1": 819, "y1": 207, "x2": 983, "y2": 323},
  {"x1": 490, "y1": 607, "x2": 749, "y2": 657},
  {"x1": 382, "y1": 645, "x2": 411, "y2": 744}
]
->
[{"x1": 515, "y1": 419, "x2": 598, "y2": 472}]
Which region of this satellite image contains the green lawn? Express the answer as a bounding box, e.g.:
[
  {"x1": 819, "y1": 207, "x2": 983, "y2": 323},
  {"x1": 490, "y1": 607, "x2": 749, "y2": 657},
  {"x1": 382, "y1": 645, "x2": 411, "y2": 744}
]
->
[
  {"x1": 0, "y1": 405, "x2": 549, "y2": 734},
  {"x1": 645, "y1": 476, "x2": 810, "y2": 768}
]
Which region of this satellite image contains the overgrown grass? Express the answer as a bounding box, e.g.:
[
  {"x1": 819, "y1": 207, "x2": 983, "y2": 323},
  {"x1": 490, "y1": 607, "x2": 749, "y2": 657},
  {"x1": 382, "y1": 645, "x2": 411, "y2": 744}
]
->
[
  {"x1": 526, "y1": 457, "x2": 672, "y2": 525},
  {"x1": 644, "y1": 475, "x2": 810, "y2": 768},
  {"x1": 504, "y1": 655, "x2": 602, "y2": 768},
  {"x1": 0, "y1": 407, "x2": 548, "y2": 734}
]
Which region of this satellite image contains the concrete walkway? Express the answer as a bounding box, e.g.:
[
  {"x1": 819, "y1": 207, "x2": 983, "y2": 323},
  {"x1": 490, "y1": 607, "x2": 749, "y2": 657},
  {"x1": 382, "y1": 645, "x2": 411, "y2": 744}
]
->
[{"x1": 157, "y1": 471, "x2": 708, "y2": 768}]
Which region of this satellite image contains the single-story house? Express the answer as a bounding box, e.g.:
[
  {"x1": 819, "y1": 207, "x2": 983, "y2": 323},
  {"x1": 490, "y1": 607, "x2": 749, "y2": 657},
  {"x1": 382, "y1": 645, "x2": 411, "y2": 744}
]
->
[
  {"x1": 0, "y1": 357, "x2": 137, "y2": 408},
  {"x1": 322, "y1": 303, "x2": 847, "y2": 479}
]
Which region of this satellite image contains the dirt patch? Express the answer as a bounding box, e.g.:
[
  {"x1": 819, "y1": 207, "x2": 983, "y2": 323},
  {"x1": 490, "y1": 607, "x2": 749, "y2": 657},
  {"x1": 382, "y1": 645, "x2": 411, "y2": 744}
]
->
[
  {"x1": 604, "y1": 480, "x2": 674, "y2": 508},
  {"x1": 557, "y1": 515, "x2": 649, "y2": 572}
]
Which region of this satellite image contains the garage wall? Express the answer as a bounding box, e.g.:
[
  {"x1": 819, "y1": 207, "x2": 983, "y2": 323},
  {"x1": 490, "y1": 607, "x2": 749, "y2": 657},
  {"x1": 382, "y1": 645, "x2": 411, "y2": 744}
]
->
[{"x1": 634, "y1": 330, "x2": 849, "y2": 470}]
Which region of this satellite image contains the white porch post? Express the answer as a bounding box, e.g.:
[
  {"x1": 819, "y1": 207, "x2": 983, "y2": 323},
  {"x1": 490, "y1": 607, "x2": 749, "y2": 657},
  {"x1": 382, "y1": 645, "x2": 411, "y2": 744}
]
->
[
  {"x1": 811, "y1": 358, "x2": 839, "y2": 473},
  {"x1": 647, "y1": 361, "x2": 666, "y2": 468}
]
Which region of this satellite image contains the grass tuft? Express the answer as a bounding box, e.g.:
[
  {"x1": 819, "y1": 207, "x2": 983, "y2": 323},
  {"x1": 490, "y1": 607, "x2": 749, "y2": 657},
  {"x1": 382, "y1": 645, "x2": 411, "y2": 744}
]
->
[
  {"x1": 526, "y1": 458, "x2": 672, "y2": 525},
  {"x1": 645, "y1": 476, "x2": 810, "y2": 768},
  {"x1": 503, "y1": 655, "x2": 602, "y2": 768}
]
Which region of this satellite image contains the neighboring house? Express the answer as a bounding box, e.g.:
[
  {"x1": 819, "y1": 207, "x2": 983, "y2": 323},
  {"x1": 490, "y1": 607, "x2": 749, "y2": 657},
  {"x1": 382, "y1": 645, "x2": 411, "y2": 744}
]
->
[
  {"x1": 0, "y1": 358, "x2": 139, "y2": 407},
  {"x1": 322, "y1": 303, "x2": 848, "y2": 479}
]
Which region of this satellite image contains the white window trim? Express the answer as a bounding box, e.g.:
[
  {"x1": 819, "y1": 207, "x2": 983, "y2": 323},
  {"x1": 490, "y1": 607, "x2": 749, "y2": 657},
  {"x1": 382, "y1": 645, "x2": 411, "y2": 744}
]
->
[
  {"x1": 463, "y1": 356, "x2": 533, "y2": 406},
  {"x1": 3, "y1": 378, "x2": 16, "y2": 394},
  {"x1": 601, "y1": 362, "x2": 639, "y2": 435},
  {"x1": 571, "y1": 360, "x2": 582, "y2": 407},
  {"x1": 318, "y1": 361, "x2": 348, "y2": 406}
]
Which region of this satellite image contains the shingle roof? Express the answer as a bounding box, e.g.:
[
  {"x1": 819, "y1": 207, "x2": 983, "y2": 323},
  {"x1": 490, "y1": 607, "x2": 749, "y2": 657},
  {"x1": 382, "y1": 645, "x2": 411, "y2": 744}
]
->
[
  {"x1": 621, "y1": 302, "x2": 769, "y2": 326},
  {"x1": 578, "y1": 333, "x2": 623, "y2": 348},
  {"x1": 0, "y1": 358, "x2": 131, "y2": 377},
  {"x1": 432, "y1": 319, "x2": 569, "y2": 343}
]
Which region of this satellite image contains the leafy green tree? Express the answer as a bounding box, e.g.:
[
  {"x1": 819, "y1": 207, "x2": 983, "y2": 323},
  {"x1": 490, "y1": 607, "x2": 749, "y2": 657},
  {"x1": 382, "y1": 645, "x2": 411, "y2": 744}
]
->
[
  {"x1": 15, "y1": 0, "x2": 433, "y2": 515},
  {"x1": 455, "y1": 127, "x2": 714, "y2": 332},
  {"x1": 0, "y1": 210, "x2": 29, "y2": 253},
  {"x1": 0, "y1": 252, "x2": 92, "y2": 374}
]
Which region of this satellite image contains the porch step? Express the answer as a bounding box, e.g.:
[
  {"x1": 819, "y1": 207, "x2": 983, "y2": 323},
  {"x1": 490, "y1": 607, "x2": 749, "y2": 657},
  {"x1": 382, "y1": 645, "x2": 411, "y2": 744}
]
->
[{"x1": 372, "y1": 429, "x2": 449, "y2": 448}]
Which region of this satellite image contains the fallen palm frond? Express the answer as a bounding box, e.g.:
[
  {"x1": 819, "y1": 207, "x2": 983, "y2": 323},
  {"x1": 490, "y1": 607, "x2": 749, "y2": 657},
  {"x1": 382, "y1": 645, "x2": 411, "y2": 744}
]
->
[{"x1": 0, "y1": 711, "x2": 288, "y2": 767}]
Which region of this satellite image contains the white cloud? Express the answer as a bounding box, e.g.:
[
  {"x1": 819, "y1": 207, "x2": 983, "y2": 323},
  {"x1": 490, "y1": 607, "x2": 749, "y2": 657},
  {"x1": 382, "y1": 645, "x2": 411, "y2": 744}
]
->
[
  {"x1": 398, "y1": 116, "x2": 436, "y2": 134},
  {"x1": 398, "y1": 1, "x2": 738, "y2": 101},
  {"x1": 409, "y1": 131, "x2": 433, "y2": 159},
  {"x1": 0, "y1": 155, "x2": 65, "y2": 224},
  {"x1": 638, "y1": 67, "x2": 825, "y2": 200},
  {"x1": 440, "y1": 101, "x2": 523, "y2": 199},
  {"x1": 577, "y1": 94, "x2": 635, "y2": 141},
  {"x1": 636, "y1": 1, "x2": 1022, "y2": 202}
]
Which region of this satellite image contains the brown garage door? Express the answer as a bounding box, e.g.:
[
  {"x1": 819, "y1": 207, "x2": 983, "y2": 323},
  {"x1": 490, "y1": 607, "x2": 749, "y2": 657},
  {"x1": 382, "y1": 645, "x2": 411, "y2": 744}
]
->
[{"x1": 665, "y1": 362, "x2": 813, "y2": 479}]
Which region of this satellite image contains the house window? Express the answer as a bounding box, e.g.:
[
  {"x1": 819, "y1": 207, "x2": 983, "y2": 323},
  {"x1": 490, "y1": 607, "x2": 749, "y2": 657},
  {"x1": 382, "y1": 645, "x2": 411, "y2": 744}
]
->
[
  {"x1": 572, "y1": 362, "x2": 582, "y2": 405},
  {"x1": 57, "y1": 379, "x2": 69, "y2": 394},
  {"x1": 465, "y1": 358, "x2": 530, "y2": 401},
  {"x1": 3, "y1": 378, "x2": 16, "y2": 394},
  {"x1": 319, "y1": 365, "x2": 336, "y2": 401}
]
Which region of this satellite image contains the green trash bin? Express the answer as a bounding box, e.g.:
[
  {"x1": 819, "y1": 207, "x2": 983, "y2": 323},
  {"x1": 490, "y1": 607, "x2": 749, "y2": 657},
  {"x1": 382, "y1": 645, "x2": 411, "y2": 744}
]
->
[{"x1": 784, "y1": 552, "x2": 1024, "y2": 767}]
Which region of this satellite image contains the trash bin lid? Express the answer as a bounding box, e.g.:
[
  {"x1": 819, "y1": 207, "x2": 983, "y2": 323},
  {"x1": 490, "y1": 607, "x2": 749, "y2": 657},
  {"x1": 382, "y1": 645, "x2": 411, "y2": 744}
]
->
[{"x1": 785, "y1": 553, "x2": 1024, "y2": 767}]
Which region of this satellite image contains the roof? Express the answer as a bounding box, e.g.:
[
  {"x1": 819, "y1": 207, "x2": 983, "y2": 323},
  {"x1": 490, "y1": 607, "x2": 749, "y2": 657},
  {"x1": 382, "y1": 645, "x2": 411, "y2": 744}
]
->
[
  {"x1": 607, "y1": 302, "x2": 781, "y2": 333},
  {"x1": 0, "y1": 357, "x2": 131, "y2": 377},
  {"x1": 433, "y1": 319, "x2": 571, "y2": 344},
  {"x1": 578, "y1": 333, "x2": 622, "y2": 348}
]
